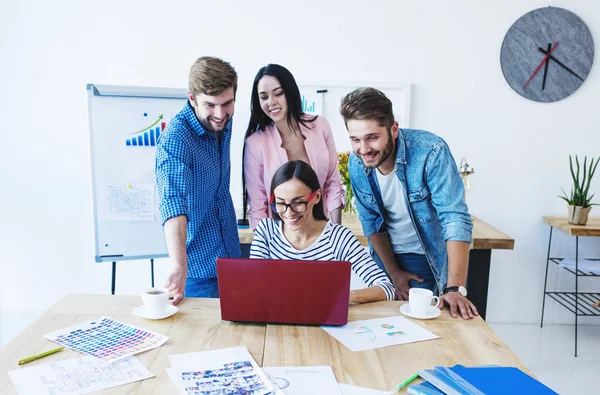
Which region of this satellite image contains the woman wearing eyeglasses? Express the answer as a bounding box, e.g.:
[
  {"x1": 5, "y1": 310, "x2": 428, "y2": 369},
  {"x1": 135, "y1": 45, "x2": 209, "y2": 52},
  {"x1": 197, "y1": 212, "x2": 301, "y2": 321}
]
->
[
  {"x1": 242, "y1": 64, "x2": 345, "y2": 230},
  {"x1": 250, "y1": 160, "x2": 394, "y2": 304}
]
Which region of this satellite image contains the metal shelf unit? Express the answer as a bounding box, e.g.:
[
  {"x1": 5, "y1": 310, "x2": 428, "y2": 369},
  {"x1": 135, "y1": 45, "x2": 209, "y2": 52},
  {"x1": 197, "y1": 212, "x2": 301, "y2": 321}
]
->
[{"x1": 540, "y1": 226, "x2": 600, "y2": 357}]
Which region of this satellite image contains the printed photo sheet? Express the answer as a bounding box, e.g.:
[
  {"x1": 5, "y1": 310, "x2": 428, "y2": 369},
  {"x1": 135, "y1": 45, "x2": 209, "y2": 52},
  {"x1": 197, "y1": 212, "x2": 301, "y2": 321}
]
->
[
  {"x1": 167, "y1": 368, "x2": 284, "y2": 395},
  {"x1": 168, "y1": 347, "x2": 277, "y2": 395}
]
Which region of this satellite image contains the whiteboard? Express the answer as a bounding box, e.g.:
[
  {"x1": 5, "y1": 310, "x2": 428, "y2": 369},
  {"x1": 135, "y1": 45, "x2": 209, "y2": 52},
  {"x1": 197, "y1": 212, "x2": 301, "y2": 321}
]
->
[
  {"x1": 298, "y1": 83, "x2": 412, "y2": 153},
  {"x1": 87, "y1": 84, "x2": 188, "y2": 262}
]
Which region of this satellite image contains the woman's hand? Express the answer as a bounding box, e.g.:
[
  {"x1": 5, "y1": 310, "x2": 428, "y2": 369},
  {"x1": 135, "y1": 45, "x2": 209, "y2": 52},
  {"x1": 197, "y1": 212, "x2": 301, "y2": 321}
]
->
[{"x1": 349, "y1": 287, "x2": 386, "y2": 304}]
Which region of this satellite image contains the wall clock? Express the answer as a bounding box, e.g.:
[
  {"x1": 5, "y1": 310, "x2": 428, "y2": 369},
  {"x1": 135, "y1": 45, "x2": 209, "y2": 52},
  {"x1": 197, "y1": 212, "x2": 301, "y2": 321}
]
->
[{"x1": 500, "y1": 7, "x2": 594, "y2": 102}]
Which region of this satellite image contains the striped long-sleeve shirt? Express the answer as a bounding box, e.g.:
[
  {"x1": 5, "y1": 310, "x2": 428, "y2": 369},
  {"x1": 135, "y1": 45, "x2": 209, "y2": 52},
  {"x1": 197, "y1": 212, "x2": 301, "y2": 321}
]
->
[{"x1": 250, "y1": 218, "x2": 395, "y2": 300}]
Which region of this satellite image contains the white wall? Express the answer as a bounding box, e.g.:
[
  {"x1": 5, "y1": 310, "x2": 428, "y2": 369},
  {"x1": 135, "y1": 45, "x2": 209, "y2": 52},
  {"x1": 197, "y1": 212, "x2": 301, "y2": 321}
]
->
[{"x1": 1, "y1": 0, "x2": 599, "y2": 324}]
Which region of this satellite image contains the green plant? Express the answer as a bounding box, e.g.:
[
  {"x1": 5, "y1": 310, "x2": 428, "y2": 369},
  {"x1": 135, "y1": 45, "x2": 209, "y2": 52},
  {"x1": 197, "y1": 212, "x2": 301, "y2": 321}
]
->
[
  {"x1": 559, "y1": 155, "x2": 599, "y2": 208},
  {"x1": 337, "y1": 151, "x2": 356, "y2": 214}
]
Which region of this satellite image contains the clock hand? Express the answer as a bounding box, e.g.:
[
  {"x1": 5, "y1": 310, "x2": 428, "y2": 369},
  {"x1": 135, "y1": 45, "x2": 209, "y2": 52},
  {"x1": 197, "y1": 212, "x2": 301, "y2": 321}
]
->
[
  {"x1": 541, "y1": 43, "x2": 551, "y2": 90},
  {"x1": 523, "y1": 41, "x2": 559, "y2": 90},
  {"x1": 537, "y1": 47, "x2": 584, "y2": 81}
]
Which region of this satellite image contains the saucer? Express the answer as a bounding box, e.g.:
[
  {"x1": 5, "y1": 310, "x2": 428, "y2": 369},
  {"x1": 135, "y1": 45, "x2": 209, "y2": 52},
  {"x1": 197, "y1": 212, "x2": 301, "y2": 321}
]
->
[
  {"x1": 399, "y1": 304, "x2": 441, "y2": 320},
  {"x1": 133, "y1": 304, "x2": 179, "y2": 320}
]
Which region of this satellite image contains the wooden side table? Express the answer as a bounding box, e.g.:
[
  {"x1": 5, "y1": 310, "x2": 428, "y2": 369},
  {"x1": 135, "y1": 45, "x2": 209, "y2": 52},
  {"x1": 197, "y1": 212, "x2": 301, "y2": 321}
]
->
[{"x1": 540, "y1": 216, "x2": 600, "y2": 357}]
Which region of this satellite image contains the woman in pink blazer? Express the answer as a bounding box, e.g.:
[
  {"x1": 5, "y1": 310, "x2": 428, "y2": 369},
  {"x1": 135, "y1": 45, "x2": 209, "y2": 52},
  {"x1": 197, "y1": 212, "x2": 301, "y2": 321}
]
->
[{"x1": 243, "y1": 64, "x2": 345, "y2": 230}]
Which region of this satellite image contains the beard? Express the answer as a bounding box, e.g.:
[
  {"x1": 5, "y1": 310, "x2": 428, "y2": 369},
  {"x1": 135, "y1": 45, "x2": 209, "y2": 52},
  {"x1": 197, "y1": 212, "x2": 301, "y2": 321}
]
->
[
  {"x1": 360, "y1": 129, "x2": 394, "y2": 168},
  {"x1": 196, "y1": 112, "x2": 231, "y2": 135}
]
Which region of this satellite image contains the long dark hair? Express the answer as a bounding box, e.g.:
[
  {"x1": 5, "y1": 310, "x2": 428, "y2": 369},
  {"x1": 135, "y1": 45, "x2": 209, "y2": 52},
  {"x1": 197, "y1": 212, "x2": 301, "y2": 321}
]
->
[
  {"x1": 242, "y1": 64, "x2": 318, "y2": 222},
  {"x1": 270, "y1": 161, "x2": 327, "y2": 222}
]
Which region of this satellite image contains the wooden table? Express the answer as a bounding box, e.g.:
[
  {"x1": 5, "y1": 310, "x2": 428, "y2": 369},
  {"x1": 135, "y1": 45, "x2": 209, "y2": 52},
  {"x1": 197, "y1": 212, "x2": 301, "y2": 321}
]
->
[
  {"x1": 240, "y1": 214, "x2": 514, "y2": 319},
  {"x1": 239, "y1": 214, "x2": 514, "y2": 249},
  {"x1": 542, "y1": 216, "x2": 600, "y2": 237},
  {"x1": 0, "y1": 294, "x2": 529, "y2": 394},
  {"x1": 540, "y1": 216, "x2": 600, "y2": 357}
]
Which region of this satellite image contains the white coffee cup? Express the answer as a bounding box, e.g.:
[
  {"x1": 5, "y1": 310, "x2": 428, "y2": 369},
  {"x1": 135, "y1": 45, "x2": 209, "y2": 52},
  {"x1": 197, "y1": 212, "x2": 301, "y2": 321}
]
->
[
  {"x1": 141, "y1": 288, "x2": 170, "y2": 317},
  {"x1": 408, "y1": 288, "x2": 440, "y2": 317}
]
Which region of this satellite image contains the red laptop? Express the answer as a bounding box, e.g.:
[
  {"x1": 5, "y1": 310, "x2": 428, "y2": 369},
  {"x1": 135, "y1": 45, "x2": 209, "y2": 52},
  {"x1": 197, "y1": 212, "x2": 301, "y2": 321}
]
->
[{"x1": 216, "y1": 258, "x2": 351, "y2": 325}]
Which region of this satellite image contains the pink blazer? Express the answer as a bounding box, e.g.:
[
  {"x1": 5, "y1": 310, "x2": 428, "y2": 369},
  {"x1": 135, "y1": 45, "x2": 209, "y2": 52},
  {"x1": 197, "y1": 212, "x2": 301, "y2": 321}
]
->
[{"x1": 244, "y1": 116, "x2": 345, "y2": 230}]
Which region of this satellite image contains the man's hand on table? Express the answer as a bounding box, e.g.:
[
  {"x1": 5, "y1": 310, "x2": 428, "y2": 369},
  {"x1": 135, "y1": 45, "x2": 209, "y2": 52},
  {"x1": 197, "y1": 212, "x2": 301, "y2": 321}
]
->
[
  {"x1": 164, "y1": 265, "x2": 187, "y2": 306},
  {"x1": 440, "y1": 292, "x2": 479, "y2": 320}
]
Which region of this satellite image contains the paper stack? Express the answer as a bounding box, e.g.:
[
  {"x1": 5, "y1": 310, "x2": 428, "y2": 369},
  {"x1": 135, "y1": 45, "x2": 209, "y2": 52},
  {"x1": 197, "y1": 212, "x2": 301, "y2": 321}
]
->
[{"x1": 559, "y1": 258, "x2": 600, "y2": 274}]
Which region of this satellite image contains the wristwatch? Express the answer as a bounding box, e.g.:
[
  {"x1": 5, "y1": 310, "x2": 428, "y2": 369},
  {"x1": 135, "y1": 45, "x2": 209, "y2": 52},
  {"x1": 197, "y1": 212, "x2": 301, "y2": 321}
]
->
[{"x1": 443, "y1": 285, "x2": 467, "y2": 297}]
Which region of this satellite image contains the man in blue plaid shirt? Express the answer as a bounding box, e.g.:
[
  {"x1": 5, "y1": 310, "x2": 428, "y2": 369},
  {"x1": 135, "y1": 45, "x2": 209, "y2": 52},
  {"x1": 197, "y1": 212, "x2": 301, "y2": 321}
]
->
[{"x1": 156, "y1": 57, "x2": 241, "y2": 304}]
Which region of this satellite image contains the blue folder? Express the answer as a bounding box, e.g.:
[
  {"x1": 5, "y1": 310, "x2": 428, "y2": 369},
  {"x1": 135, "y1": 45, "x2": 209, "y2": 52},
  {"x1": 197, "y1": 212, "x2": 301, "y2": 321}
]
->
[
  {"x1": 416, "y1": 365, "x2": 558, "y2": 395},
  {"x1": 407, "y1": 381, "x2": 445, "y2": 395}
]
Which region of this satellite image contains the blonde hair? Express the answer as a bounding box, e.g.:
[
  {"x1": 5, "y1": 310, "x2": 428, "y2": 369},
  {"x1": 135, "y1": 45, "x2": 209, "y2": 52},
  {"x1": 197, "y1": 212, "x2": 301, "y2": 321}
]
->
[
  {"x1": 340, "y1": 87, "x2": 394, "y2": 130},
  {"x1": 188, "y1": 56, "x2": 238, "y2": 97}
]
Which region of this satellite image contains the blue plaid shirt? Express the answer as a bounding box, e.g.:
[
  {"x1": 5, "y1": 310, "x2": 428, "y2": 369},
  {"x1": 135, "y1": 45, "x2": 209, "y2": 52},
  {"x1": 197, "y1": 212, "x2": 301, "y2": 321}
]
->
[{"x1": 155, "y1": 101, "x2": 241, "y2": 278}]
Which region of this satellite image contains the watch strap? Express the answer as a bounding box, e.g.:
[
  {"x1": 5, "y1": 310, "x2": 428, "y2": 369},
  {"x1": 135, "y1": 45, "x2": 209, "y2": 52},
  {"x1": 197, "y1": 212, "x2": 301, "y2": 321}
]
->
[{"x1": 443, "y1": 286, "x2": 459, "y2": 294}]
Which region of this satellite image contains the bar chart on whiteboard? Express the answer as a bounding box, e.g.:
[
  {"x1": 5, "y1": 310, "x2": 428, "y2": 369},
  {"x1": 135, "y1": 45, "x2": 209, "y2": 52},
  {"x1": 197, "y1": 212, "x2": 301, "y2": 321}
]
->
[
  {"x1": 125, "y1": 112, "x2": 167, "y2": 147},
  {"x1": 300, "y1": 91, "x2": 323, "y2": 115}
]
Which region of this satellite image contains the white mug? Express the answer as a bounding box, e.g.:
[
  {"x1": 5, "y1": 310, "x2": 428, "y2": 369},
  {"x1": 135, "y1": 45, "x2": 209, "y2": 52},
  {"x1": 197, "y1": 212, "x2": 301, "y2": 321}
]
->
[
  {"x1": 141, "y1": 288, "x2": 170, "y2": 317},
  {"x1": 408, "y1": 288, "x2": 440, "y2": 317}
]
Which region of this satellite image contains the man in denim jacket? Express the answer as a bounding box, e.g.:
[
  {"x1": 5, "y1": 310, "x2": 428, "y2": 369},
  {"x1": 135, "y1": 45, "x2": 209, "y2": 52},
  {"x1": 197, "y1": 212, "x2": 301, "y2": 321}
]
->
[{"x1": 340, "y1": 88, "x2": 477, "y2": 320}]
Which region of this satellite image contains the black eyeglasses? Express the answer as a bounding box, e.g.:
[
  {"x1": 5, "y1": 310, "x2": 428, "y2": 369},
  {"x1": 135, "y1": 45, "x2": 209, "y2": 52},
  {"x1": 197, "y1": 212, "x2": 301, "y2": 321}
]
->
[{"x1": 269, "y1": 191, "x2": 317, "y2": 214}]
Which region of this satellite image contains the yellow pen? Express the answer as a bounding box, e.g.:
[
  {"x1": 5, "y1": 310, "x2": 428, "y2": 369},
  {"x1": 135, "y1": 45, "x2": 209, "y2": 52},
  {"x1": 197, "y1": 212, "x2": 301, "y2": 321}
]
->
[{"x1": 18, "y1": 347, "x2": 64, "y2": 365}]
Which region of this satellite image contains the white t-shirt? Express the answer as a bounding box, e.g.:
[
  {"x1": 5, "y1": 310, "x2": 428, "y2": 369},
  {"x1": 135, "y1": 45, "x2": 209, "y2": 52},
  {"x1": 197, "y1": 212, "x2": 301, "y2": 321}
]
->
[{"x1": 375, "y1": 168, "x2": 424, "y2": 255}]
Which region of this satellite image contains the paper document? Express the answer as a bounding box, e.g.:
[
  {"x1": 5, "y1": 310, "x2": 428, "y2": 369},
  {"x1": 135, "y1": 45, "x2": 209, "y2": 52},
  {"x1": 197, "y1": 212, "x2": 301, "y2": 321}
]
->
[
  {"x1": 168, "y1": 347, "x2": 277, "y2": 395},
  {"x1": 263, "y1": 366, "x2": 342, "y2": 395},
  {"x1": 321, "y1": 316, "x2": 439, "y2": 352},
  {"x1": 559, "y1": 258, "x2": 600, "y2": 274},
  {"x1": 44, "y1": 317, "x2": 169, "y2": 363},
  {"x1": 339, "y1": 383, "x2": 389, "y2": 394},
  {"x1": 8, "y1": 355, "x2": 153, "y2": 394},
  {"x1": 98, "y1": 183, "x2": 155, "y2": 221}
]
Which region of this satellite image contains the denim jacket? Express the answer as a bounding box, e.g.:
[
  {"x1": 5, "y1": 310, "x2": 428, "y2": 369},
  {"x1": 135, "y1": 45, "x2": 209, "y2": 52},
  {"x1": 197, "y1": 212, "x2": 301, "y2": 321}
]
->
[{"x1": 348, "y1": 129, "x2": 473, "y2": 293}]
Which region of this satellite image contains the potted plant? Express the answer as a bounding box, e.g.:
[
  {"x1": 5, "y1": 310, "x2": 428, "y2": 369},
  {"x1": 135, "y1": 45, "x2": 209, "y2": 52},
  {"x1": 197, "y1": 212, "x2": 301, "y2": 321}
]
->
[
  {"x1": 337, "y1": 152, "x2": 356, "y2": 214},
  {"x1": 559, "y1": 155, "x2": 599, "y2": 225}
]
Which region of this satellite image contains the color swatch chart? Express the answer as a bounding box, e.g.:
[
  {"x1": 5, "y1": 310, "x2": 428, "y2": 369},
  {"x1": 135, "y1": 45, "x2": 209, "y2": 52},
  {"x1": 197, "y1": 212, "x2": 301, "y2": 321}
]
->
[{"x1": 44, "y1": 317, "x2": 169, "y2": 363}]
